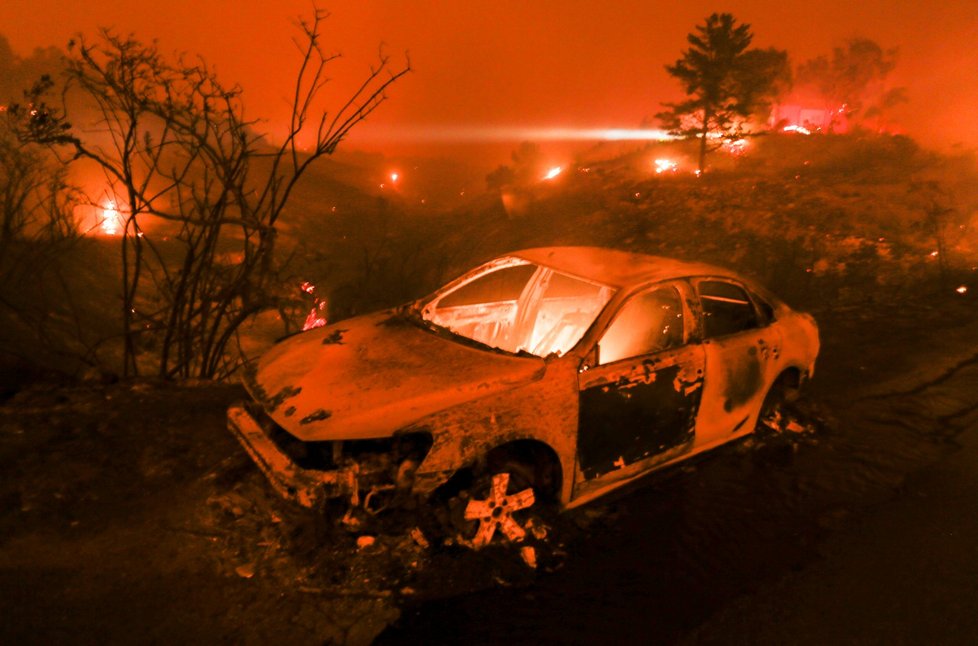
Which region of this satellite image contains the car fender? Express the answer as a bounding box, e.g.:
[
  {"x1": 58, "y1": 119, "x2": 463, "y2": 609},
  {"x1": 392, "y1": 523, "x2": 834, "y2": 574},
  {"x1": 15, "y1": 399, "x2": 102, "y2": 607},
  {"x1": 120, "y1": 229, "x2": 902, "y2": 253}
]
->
[{"x1": 409, "y1": 356, "x2": 580, "y2": 505}]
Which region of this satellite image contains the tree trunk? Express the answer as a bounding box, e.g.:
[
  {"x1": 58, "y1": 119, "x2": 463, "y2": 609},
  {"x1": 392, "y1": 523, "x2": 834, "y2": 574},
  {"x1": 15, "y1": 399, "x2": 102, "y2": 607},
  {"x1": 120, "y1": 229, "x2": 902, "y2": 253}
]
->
[{"x1": 698, "y1": 109, "x2": 711, "y2": 174}]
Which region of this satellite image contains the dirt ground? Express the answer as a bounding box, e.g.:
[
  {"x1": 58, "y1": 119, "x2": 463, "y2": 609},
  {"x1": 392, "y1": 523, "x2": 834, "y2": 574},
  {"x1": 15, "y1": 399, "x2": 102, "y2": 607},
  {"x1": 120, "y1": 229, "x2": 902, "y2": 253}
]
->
[{"x1": 2, "y1": 289, "x2": 977, "y2": 644}]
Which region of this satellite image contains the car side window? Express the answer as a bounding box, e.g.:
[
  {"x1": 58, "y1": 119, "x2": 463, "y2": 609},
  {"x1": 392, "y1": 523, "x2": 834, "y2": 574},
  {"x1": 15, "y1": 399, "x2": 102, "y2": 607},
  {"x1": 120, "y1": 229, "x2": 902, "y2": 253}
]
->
[
  {"x1": 598, "y1": 286, "x2": 683, "y2": 365},
  {"x1": 698, "y1": 280, "x2": 758, "y2": 338}
]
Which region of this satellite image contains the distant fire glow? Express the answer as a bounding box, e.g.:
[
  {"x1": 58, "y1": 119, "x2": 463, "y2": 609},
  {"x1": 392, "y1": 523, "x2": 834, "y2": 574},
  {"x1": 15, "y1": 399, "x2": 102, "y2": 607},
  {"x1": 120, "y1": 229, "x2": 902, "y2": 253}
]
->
[
  {"x1": 957, "y1": 286, "x2": 968, "y2": 294},
  {"x1": 783, "y1": 125, "x2": 812, "y2": 135},
  {"x1": 654, "y1": 159, "x2": 678, "y2": 174},
  {"x1": 390, "y1": 172, "x2": 399, "y2": 183},
  {"x1": 101, "y1": 201, "x2": 121, "y2": 236},
  {"x1": 543, "y1": 166, "x2": 563, "y2": 180},
  {"x1": 359, "y1": 126, "x2": 676, "y2": 143}
]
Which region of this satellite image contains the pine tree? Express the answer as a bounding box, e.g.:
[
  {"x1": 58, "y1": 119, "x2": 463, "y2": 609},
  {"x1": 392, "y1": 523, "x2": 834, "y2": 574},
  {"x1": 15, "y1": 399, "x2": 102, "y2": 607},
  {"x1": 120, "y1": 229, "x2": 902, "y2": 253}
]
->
[{"x1": 657, "y1": 13, "x2": 789, "y2": 173}]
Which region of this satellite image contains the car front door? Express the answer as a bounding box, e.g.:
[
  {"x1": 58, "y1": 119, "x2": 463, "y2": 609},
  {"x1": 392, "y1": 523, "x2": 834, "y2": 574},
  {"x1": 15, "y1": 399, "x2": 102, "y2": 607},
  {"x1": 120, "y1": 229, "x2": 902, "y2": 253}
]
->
[{"x1": 576, "y1": 283, "x2": 705, "y2": 484}]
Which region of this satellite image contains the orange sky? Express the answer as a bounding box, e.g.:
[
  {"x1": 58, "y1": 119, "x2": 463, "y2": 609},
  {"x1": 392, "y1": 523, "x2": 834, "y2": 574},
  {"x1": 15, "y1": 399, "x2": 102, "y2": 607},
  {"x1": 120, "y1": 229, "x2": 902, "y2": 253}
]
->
[{"x1": 2, "y1": 1, "x2": 976, "y2": 157}]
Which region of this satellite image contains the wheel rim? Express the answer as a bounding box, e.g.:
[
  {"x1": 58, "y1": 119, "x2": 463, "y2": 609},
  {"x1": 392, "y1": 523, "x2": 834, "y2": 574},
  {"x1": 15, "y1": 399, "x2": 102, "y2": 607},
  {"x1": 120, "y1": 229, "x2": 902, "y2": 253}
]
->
[{"x1": 462, "y1": 472, "x2": 535, "y2": 550}]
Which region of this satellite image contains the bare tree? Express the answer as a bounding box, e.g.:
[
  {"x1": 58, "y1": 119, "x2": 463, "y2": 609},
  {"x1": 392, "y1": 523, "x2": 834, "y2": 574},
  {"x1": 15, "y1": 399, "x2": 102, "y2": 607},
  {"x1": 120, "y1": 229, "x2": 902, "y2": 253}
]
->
[
  {"x1": 909, "y1": 181, "x2": 957, "y2": 288},
  {"x1": 0, "y1": 107, "x2": 97, "y2": 375},
  {"x1": 12, "y1": 10, "x2": 409, "y2": 379},
  {"x1": 0, "y1": 124, "x2": 78, "y2": 263}
]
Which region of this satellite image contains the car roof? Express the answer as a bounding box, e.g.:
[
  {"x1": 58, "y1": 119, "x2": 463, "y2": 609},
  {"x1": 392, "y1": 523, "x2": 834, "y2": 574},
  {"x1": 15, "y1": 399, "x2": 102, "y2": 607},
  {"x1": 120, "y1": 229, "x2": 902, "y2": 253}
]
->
[{"x1": 511, "y1": 246, "x2": 744, "y2": 289}]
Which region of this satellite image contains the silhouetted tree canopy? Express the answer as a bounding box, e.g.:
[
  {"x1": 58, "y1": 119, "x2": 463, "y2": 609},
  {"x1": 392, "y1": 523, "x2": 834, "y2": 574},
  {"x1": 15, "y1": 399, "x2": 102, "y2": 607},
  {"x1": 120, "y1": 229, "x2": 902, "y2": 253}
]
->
[
  {"x1": 657, "y1": 13, "x2": 790, "y2": 172},
  {"x1": 796, "y1": 38, "x2": 905, "y2": 131}
]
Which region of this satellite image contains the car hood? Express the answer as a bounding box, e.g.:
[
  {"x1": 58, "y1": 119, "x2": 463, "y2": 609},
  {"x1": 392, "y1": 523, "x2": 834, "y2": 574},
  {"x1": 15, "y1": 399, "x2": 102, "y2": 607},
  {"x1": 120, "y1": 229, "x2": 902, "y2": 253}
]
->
[{"x1": 243, "y1": 310, "x2": 547, "y2": 441}]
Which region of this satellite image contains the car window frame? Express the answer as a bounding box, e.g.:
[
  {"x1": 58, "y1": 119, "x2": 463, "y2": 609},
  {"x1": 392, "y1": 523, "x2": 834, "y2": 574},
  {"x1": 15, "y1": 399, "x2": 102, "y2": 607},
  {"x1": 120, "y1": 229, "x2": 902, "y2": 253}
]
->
[
  {"x1": 691, "y1": 276, "x2": 772, "y2": 340},
  {"x1": 584, "y1": 280, "x2": 691, "y2": 368}
]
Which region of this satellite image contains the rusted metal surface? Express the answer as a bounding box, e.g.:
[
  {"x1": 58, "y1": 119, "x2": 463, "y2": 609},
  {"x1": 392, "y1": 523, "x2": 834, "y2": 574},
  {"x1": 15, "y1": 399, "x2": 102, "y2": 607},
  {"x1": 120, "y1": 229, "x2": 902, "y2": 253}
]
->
[{"x1": 578, "y1": 352, "x2": 704, "y2": 479}]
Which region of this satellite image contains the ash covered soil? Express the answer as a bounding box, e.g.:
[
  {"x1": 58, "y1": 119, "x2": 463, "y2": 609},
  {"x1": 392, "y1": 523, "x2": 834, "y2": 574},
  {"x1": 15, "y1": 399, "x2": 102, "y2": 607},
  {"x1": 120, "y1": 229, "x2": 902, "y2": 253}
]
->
[{"x1": 2, "y1": 290, "x2": 977, "y2": 644}]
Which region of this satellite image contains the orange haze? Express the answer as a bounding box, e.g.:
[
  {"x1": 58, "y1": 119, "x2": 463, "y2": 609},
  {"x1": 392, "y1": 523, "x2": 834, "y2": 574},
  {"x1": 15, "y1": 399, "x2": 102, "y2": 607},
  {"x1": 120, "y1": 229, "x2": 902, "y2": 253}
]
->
[{"x1": 2, "y1": 0, "x2": 976, "y2": 160}]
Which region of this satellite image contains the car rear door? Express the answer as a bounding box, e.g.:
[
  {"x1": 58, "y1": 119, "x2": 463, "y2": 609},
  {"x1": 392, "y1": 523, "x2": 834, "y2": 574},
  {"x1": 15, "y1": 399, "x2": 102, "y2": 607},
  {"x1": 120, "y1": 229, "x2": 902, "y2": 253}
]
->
[{"x1": 692, "y1": 278, "x2": 782, "y2": 447}]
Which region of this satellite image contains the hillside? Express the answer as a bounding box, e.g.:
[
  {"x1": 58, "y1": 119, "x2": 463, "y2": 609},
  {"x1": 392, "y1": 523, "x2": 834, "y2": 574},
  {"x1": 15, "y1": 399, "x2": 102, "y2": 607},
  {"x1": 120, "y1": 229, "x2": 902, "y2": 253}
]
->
[{"x1": 1, "y1": 133, "x2": 975, "y2": 391}]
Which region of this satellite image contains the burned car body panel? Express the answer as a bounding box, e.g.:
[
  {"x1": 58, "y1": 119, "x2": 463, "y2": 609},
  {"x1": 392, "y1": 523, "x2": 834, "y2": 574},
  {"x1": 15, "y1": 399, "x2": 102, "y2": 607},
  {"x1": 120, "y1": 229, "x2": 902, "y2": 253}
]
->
[
  {"x1": 405, "y1": 357, "x2": 580, "y2": 504},
  {"x1": 578, "y1": 343, "x2": 705, "y2": 480},
  {"x1": 242, "y1": 310, "x2": 546, "y2": 441},
  {"x1": 229, "y1": 246, "x2": 819, "y2": 515}
]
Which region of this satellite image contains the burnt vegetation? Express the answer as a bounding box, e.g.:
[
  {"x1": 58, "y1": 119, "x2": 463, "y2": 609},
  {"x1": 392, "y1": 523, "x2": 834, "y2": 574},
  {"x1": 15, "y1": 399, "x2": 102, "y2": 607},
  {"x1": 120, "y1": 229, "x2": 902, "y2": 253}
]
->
[{"x1": 2, "y1": 11, "x2": 410, "y2": 383}]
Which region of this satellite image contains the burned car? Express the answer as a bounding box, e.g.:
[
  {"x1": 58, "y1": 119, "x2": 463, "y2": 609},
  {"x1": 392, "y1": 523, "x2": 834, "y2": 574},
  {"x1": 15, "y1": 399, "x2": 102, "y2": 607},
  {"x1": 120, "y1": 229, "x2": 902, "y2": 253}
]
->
[{"x1": 229, "y1": 247, "x2": 819, "y2": 548}]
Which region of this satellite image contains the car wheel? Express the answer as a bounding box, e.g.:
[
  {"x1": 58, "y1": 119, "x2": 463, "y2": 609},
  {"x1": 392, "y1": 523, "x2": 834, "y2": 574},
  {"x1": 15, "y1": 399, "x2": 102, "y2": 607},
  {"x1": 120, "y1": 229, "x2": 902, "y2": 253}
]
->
[
  {"x1": 455, "y1": 458, "x2": 539, "y2": 551},
  {"x1": 756, "y1": 372, "x2": 804, "y2": 435}
]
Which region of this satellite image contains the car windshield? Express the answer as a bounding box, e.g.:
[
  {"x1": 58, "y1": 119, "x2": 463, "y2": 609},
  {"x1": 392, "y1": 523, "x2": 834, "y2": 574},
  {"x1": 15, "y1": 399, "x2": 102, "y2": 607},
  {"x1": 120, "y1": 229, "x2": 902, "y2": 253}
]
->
[{"x1": 420, "y1": 257, "x2": 615, "y2": 357}]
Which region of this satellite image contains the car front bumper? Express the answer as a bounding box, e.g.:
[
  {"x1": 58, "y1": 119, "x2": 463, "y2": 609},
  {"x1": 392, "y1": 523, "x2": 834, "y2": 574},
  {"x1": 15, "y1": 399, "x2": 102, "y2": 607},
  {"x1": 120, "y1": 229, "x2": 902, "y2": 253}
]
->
[{"x1": 227, "y1": 404, "x2": 358, "y2": 508}]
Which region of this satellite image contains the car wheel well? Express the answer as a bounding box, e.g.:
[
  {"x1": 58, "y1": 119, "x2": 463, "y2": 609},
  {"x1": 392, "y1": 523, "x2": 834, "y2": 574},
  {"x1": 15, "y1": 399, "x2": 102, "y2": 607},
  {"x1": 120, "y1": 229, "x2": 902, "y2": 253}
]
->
[
  {"x1": 775, "y1": 367, "x2": 803, "y2": 400},
  {"x1": 429, "y1": 439, "x2": 563, "y2": 504},
  {"x1": 484, "y1": 439, "x2": 562, "y2": 503},
  {"x1": 757, "y1": 367, "x2": 805, "y2": 434}
]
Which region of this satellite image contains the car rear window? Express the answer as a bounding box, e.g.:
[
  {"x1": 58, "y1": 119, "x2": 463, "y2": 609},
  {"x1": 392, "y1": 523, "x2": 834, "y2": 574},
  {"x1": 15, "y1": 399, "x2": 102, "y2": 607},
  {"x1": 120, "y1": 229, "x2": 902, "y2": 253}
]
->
[{"x1": 698, "y1": 280, "x2": 759, "y2": 338}]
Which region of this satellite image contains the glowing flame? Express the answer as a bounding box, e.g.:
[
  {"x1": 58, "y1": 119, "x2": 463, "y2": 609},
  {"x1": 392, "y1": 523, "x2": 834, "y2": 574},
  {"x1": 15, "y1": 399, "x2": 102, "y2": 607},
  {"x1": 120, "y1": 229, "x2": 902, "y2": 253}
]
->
[
  {"x1": 654, "y1": 159, "x2": 678, "y2": 174},
  {"x1": 300, "y1": 280, "x2": 328, "y2": 331},
  {"x1": 783, "y1": 125, "x2": 811, "y2": 135},
  {"x1": 956, "y1": 286, "x2": 968, "y2": 294},
  {"x1": 390, "y1": 172, "x2": 399, "y2": 183},
  {"x1": 543, "y1": 166, "x2": 562, "y2": 181},
  {"x1": 723, "y1": 138, "x2": 749, "y2": 154},
  {"x1": 101, "y1": 201, "x2": 121, "y2": 236},
  {"x1": 303, "y1": 302, "x2": 328, "y2": 330}
]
